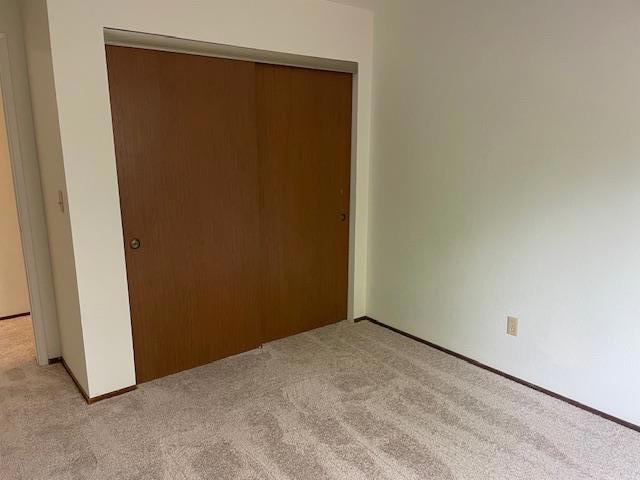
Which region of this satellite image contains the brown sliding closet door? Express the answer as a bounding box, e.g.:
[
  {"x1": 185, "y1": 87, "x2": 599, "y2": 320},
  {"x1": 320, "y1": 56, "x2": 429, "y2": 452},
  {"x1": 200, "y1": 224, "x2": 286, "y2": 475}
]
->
[
  {"x1": 107, "y1": 46, "x2": 353, "y2": 383},
  {"x1": 257, "y1": 64, "x2": 352, "y2": 342},
  {"x1": 106, "y1": 46, "x2": 263, "y2": 383}
]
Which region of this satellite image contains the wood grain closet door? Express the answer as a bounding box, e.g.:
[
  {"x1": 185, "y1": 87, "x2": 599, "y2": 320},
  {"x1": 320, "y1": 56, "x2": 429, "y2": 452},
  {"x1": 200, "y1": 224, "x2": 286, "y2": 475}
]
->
[
  {"x1": 106, "y1": 46, "x2": 263, "y2": 383},
  {"x1": 257, "y1": 64, "x2": 353, "y2": 342}
]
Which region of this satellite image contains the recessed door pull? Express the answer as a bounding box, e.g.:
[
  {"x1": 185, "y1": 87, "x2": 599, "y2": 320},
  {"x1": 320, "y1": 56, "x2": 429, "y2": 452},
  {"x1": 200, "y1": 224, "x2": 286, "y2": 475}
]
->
[
  {"x1": 130, "y1": 238, "x2": 141, "y2": 250},
  {"x1": 340, "y1": 213, "x2": 347, "y2": 222}
]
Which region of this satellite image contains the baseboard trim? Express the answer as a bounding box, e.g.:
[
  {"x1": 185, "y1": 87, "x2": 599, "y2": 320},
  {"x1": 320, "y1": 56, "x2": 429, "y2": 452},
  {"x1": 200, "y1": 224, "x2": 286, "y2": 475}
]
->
[
  {"x1": 363, "y1": 317, "x2": 640, "y2": 434},
  {"x1": 60, "y1": 358, "x2": 136, "y2": 404},
  {"x1": 0, "y1": 312, "x2": 30, "y2": 321},
  {"x1": 89, "y1": 385, "x2": 137, "y2": 404},
  {"x1": 60, "y1": 358, "x2": 90, "y2": 402}
]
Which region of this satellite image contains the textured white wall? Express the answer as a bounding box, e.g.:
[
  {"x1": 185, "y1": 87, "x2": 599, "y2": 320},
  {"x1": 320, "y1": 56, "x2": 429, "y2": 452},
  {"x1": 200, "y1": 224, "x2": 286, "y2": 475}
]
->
[
  {"x1": 0, "y1": 94, "x2": 29, "y2": 317},
  {"x1": 21, "y1": 0, "x2": 87, "y2": 384},
  {"x1": 40, "y1": 0, "x2": 373, "y2": 397},
  {"x1": 368, "y1": 0, "x2": 640, "y2": 425}
]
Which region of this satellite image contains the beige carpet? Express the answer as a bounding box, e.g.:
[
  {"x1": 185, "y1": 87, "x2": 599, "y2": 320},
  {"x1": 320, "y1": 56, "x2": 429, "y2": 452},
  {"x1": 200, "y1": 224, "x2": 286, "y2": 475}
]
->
[
  {"x1": 0, "y1": 316, "x2": 35, "y2": 370},
  {"x1": 1, "y1": 316, "x2": 639, "y2": 479}
]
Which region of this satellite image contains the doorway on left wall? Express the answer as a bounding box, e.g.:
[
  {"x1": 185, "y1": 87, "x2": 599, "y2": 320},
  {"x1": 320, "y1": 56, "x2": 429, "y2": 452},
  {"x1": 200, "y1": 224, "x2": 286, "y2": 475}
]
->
[{"x1": 0, "y1": 79, "x2": 34, "y2": 370}]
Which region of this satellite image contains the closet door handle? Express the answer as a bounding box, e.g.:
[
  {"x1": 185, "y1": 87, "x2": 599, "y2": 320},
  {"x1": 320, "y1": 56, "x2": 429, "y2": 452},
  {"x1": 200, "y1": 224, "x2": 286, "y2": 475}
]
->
[
  {"x1": 340, "y1": 213, "x2": 347, "y2": 222},
  {"x1": 130, "y1": 238, "x2": 141, "y2": 250}
]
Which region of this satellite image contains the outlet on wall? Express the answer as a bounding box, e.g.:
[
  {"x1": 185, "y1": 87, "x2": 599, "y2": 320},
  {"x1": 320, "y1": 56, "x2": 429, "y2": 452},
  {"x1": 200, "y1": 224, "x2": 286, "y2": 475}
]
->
[{"x1": 507, "y1": 316, "x2": 519, "y2": 336}]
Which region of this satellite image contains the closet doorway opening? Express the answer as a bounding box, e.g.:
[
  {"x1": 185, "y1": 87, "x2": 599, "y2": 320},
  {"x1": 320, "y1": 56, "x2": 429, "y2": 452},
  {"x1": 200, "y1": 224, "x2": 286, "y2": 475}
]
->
[{"x1": 104, "y1": 29, "x2": 360, "y2": 383}]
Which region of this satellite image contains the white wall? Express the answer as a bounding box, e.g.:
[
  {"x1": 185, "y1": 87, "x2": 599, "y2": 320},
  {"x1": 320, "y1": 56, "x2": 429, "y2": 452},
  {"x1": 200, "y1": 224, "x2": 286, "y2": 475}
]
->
[
  {"x1": 39, "y1": 0, "x2": 373, "y2": 398},
  {"x1": 0, "y1": 0, "x2": 60, "y2": 361},
  {"x1": 368, "y1": 0, "x2": 640, "y2": 425},
  {"x1": 0, "y1": 92, "x2": 29, "y2": 317},
  {"x1": 21, "y1": 0, "x2": 87, "y2": 386}
]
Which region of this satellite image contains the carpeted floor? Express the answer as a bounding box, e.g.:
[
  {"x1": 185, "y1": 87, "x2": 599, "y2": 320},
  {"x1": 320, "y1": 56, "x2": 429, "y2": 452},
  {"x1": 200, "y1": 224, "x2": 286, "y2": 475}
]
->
[
  {"x1": 0, "y1": 315, "x2": 35, "y2": 370},
  {"x1": 1, "y1": 317, "x2": 639, "y2": 479}
]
